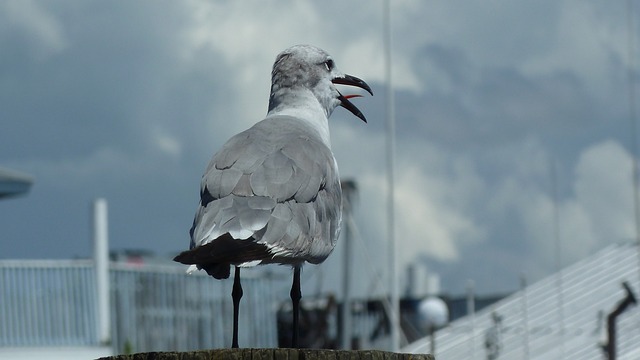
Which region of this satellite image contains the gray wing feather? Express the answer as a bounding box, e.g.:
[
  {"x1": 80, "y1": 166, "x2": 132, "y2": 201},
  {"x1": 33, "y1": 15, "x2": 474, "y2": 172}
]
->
[{"x1": 190, "y1": 116, "x2": 341, "y2": 264}]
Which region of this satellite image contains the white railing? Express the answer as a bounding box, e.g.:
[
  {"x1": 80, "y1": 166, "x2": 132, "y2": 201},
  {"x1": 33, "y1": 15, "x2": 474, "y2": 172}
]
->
[
  {"x1": 0, "y1": 259, "x2": 98, "y2": 347},
  {"x1": 109, "y1": 262, "x2": 279, "y2": 352},
  {"x1": 0, "y1": 259, "x2": 280, "y2": 353}
]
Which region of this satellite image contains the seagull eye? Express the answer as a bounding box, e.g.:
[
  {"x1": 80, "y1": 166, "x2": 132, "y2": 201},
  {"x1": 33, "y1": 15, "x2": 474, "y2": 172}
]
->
[{"x1": 324, "y1": 59, "x2": 334, "y2": 71}]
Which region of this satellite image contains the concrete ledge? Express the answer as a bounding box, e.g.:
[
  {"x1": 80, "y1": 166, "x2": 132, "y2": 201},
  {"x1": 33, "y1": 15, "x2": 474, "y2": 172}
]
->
[
  {"x1": 0, "y1": 346, "x2": 112, "y2": 360},
  {"x1": 98, "y1": 348, "x2": 433, "y2": 360}
]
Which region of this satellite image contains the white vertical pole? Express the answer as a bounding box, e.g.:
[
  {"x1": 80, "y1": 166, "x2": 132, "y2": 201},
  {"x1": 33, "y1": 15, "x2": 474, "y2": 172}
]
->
[
  {"x1": 466, "y1": 280, "x2": 476, "y2": 358},
  {"x1": 626, "y1": 0, "x2": 640, "y2": 310},
  {"x1": 551, "y1": 161, "x2": 566, "y2": 358},
  {"x1": 93, "y1": 198, "x2": 111, "y2": 345},
  {"x1": 383, "y1": 0, "x2": 400, "y2": 352},
  {"x1": 520, "y1": 274, "x2": 530, "y2": 360},
  {"x1": 341, "y1": 180, "x2": 356, "y2": 350}
]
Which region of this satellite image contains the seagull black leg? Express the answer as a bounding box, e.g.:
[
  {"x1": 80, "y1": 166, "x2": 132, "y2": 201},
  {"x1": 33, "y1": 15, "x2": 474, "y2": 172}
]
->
[
  {"x1": 231, "y1": 266, "x2": 243, "y2": 348},
  {"x1": 290, "y1": 265, "x2": 302, "y2": 348}
]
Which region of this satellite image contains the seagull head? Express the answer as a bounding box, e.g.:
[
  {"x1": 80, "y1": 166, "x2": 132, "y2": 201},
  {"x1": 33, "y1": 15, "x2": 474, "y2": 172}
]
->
[{"x1": 268, "y1": 45, "x2": 373, "y2": 122}]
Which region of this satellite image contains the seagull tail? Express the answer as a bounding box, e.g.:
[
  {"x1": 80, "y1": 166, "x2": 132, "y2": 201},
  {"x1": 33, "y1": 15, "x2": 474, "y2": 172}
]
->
[{"x1": 173, "y1": 232, "x2": 272, "y2": 280}]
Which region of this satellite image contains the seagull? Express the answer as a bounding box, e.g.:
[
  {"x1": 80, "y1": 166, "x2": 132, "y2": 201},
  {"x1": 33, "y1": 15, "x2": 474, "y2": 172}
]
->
[{"x1": 174, "y1": 44, "x2": 372, "y2": 348}]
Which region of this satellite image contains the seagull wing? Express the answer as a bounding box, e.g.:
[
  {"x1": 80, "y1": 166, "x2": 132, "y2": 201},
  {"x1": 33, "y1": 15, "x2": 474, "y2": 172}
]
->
[{"x1": 181, "y1": 115, "x2": 342, "y2": 271}]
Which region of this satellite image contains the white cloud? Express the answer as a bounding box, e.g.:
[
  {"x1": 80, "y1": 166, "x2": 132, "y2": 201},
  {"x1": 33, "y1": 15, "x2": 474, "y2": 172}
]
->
[
  {"x1": 181, "y1": 0, "x2": 425, "y2": 105},
  {"x1": 340, "y1": 131, "x2": 637, "y2": 293},
  {"x1": 152, "y1": 130, "x2": 183, "y2": 158},
  {"x1": 573, "y1": 140, "x2": 636, "y2": 243},
  {"x1": 521, "y1": 1, "x2": 632, "y2": 99},
  {"x1": 332, "y1": 122, "x2": 485, "y2": 269},
  {"x1": 395, "y1": 165, "x2": 481, "y2": 262},
  {"x1": 487, "y1": 139, "x2": 635, "y2": 280},
  {"x1": 0, "y1": 0, "x2": 68, "y2": 60}
]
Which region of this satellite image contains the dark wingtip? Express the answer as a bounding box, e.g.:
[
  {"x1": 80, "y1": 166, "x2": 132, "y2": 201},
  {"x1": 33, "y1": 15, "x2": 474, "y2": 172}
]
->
[{"x1": 174, "y1": 233, "x2": 273, "y2": 279}]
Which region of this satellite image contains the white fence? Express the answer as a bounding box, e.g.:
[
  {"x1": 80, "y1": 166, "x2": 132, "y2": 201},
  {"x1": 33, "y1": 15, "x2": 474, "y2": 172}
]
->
[
  {"x1": 0, "y1": 259, "x2": 280, "y2": 353},
  {"x1": 0, "y1": 260, "x2": 98, "y2": 347},
  {"x1": 109, "y1": 262, "x2": 279, "y2": 352}
]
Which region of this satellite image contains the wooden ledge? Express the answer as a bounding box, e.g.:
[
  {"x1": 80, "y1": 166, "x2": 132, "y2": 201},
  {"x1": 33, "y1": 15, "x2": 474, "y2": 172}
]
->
[{"x1": 98, "y1": 348, "x2": 434, "y2": 360}]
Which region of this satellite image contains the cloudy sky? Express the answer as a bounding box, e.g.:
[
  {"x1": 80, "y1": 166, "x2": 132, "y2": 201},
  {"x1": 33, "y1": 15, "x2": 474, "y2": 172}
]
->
[{"x1": 1, "y1": 0, "x2": 639, "y2": 297}]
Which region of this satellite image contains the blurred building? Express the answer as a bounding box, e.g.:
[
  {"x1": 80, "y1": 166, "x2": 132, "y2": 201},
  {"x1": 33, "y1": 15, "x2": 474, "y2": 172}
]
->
[{"x1": 0, "y1": 167, "x2": 33, "y2": 199}]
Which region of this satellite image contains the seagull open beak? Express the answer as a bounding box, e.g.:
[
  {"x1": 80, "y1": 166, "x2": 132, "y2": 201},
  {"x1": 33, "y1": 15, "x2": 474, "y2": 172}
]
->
[{"x1": 332, "y1": 74, "x2": 373, "y2": 123}]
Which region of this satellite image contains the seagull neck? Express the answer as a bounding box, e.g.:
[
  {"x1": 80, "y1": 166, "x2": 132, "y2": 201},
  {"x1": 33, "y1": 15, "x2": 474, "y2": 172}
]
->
[{"x1": 267, "y1": 89, "x2": 332, "y2": 145}]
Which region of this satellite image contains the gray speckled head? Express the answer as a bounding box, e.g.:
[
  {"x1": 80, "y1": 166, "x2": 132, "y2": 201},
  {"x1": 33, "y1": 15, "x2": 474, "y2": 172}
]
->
[{"x1": 267, "y1": 45, "x2": 372, "y2": 122}]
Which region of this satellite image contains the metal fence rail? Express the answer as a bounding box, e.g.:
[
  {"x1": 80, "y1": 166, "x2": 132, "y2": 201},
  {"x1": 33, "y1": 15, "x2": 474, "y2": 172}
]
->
[
  {"x1": 0, "y1": 260, "x2": 280, "y2": 353},
  {"x1": 110, "y1": 262, "x2": 279, "y2": 353},
  {"x1": 0, "y1": 260, "x2": 98, "y2": 347}
]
